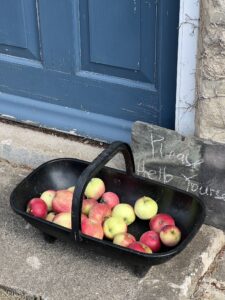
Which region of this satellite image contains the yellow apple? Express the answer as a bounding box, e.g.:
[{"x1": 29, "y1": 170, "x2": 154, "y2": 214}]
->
[
  {"x1": 112, "y1": 203, "x2": 135, "y2": 225},
  {"x1": 103, "y1": 217, "x2": 127, "y2": 239},
  {"x1": 134, "y1": 196, "x2": 158, "y2": 220}
]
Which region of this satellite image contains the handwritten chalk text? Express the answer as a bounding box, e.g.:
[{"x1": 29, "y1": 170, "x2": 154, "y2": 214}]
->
[{"x1": 150, "y1": 133, "x2": 204, "y2": 169}]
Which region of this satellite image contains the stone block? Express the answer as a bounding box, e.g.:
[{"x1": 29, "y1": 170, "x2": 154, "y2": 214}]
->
[
  {"x1": 193, "y1": 246, "x2": 225, "y2": 299},
  {"x1": 136, "y1": 225, "x2": 225, "y2": 300},
  {"x1": 196, "y1": 98, "x2": 225, "y2": 142}
]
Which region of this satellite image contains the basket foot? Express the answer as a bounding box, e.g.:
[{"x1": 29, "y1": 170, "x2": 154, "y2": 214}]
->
[
  {"x1": 132, "y1": 265, "x2": 150, "y2": 278},
  {"x1": 43, "y1": 233, "x2": 57, "y2": 244}
]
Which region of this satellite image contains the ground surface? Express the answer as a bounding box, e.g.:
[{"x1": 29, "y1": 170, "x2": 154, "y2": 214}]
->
[
  {"x1": 0, "y1": 122, "x2": 225, "y2": 300},
  {"x1": 0, "y1": 159, "x2": 224, "y2": 300}
]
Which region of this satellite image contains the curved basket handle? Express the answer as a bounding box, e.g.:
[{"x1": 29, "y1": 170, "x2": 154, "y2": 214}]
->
[{"x1": 71, "y1": 141, "x2": 135, "y2": 241}]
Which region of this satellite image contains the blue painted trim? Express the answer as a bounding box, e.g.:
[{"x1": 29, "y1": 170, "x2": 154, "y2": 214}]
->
[
  {"x1": 0, "y1": 53, "x2": 43, "y2": 68},
  {"x1": 0, "y1": 92, "x2": 132, "y2": 143},
  {"x1": 77, "y1": 71, "x2": 156, "y2": 92}
]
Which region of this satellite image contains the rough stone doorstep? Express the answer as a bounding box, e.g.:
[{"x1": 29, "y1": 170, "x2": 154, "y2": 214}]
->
[
  {"x1": 0, "y1": 159, "x2": 225, "y2": 300},
  {"x1": 0, "y1": 121, "x2": 125, "y2": 171},
  {"x1": 192, "y1": 244, "x2": 225, "y2": 300}
]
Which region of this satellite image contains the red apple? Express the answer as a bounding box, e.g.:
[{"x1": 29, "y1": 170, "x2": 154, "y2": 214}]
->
[
  {"x1": 52, "y1": 190, "x2": 73, "y2": 213},
  {"x1": 149, "y1": 213, "x2": 175, "y2": 233},
  {"x1": 26, "y1": 198, "x2": 48, "y2": 219},
  {"x1": 81, "y1": 213, "x2": 88, "y2": 223},
  {"x1": 140, "y1": 230, "x2": 161, "y2": 252},
  {"x1": 81, "y1": 218, "x2": 104, "y2": 240},
  {"x1": 160, "y1": 225, "x2": 181, "y2": 247},
  {"x1": 53, "y1": 212, "x2": 72, "y2": 229},
  {"x1": 101, "y1": 192, "x2": 120, "y2": 209},
  {"x1": 84, "y1": 178, "x2": 105, "y2": 200},
  {"x1": 89, "y1": 203, "x2": 111, "y2": 223},
  {"x1": 113, "y1": 232, "x2": 136, "y2": 247},
  {"x1": 128, "y1": 242, "x2": 152, "y2": 254},
  {"x1": 82, "y1": 198, "x2": 97, "y2": 215}
]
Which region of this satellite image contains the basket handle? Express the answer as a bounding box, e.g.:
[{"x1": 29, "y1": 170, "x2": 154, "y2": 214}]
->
[{"x1": 71, "y1": 141, "x2": 135, "y2": 241}]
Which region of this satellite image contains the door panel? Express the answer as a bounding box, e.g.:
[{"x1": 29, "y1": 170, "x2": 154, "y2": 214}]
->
[
  {"x1": 0, "y1": 0, "x2": 179, "y2": 142},
  {"x1": 38, "y1": 0, "x2": 75, "y2": 72},
  {"x1": 88, "y1": 0, "x2": 141, "y2": 70},
  {"x1": 80, "y1": 0, "x2": 156, "y2": 83},
  {"x1": 0, "y1": 0, "x2": 40, "y2": 60},
  {"x1": 0, "y1": 0, "x2": 27, "y2": 48}
]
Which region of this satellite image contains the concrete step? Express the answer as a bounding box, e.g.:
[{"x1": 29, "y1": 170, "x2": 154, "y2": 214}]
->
[{"x1": 0, "y1": 121, "x2": 124, "y2": 170}]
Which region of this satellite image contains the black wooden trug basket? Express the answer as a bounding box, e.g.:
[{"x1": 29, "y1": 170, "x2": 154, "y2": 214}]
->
[{"x1": 10, "y1": 141, "x2": 206, "y2": 274}]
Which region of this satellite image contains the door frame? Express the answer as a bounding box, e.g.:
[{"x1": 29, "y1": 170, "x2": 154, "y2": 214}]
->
[{"x1": 175, "y1": 0, "x2": 199, "y2": 136}]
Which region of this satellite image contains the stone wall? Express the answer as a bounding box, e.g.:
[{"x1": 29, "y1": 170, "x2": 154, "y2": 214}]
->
[{"x1": 196, "y1": 0, "x2": 225, "y2": 142}]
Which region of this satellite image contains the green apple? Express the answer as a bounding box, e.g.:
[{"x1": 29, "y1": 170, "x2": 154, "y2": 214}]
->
[
  {"x1": 112, "y1": 203, "x2": 135, "y2": 225},
  {"x1": 103, "y1": 216, "x2": 127, "y2": 239},
  {"x1": 67, "y1": 186, "x2": 75, "y2": 193},
  {"x1": 134, "y1": 196, "x2": 158, "y2": 220},
  {"x1": 84, "y1": 178, "x2": 105, "y2": 200},
  {"x1": 53, "y1": 212, "x2": 72, "y2": 229},
  {"x1": 40, "y1": 190, "x2": 56, "y2": 211},
  {"x1": 45, "y1": 212, "x2": 56, "y2": 222}
]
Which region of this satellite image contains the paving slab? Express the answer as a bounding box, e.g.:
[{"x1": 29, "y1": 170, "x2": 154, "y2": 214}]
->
[
  {"x1": 0, "y1": 161, "x2": 140, "y2": 300},
  {"x1": 193, "y1": 246, "x2": 225, "y2": 300},
  {"x1": 0, "y1": 288, "x2": 29, "y2": 300},
  {"x1": 0, "y1": 159, "x2": 225, "y2": 299}
]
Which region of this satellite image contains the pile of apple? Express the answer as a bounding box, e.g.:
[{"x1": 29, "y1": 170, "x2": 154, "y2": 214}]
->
[
  {"x1": 26, "y1": 186, "x2": 75, "y2": 229},
  {"x1": 26, "y1": 177, "x2": 182, "y2": 254}
]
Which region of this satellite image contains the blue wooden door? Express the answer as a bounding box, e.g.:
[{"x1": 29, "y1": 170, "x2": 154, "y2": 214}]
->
[{"x1": 0, "y1": 0, "x2": 179, "y2": 142}]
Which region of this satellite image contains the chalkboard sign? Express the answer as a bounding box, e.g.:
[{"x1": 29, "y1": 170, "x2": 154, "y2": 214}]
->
[{"x1": 132, "y1": 121, "x2": 225, "y2": 230}]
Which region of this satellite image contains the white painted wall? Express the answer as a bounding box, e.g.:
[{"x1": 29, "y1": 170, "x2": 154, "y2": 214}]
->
[{"x1": 175, "y1": 0, "x2": 200, "y2": 136}]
